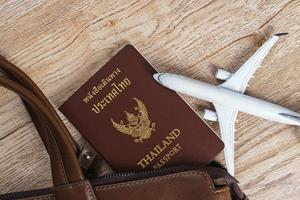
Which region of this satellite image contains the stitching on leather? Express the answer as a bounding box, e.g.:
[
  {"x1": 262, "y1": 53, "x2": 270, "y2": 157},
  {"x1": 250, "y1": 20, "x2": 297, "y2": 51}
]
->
[
  {"x1": 46, "y1": 125, "x2": 68, "y2": 183},
  {"x1": 94, "y1": 171, "x2": 228, "y2": 194},
  {"x1": 52, "y1": 136, "x2": 68, "y2": 183},
  {"x1": 54, "y1": 180, "x2": 85, "y2": 189},
  {"x1": 21, "y1": 194, "x2": 54, "y2": 200},
  {"x1": 85, "y1": 181, "x2": 96, "y2": 200},
  {"x1": 201, "y1": 172, "x2": 228, "y2": 194},
  {"x1": 214, "y1": 187, "x2": 229, "y2": 193},
  {"x1": 54, "y1": 180, "x2": 95, "y2": 200}
]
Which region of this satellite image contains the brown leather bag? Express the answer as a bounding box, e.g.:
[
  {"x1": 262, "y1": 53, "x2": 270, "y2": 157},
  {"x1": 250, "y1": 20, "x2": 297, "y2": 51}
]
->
[{"x1": 0, "y1": 56, "x2": 247, "y2": 200}]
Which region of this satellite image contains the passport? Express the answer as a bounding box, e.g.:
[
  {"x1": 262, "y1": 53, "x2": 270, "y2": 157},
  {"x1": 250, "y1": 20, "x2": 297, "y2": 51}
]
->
[{"x1": 59, "y1": 44, "x2": 224, "y2": 171}]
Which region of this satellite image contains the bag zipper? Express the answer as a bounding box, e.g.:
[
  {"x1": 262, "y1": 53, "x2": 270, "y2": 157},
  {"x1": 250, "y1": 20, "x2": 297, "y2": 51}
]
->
[
  {"x1": 0, "y1": 164, "x2": 228, "y2": 200},
  {"x1": 90, "y1": 165, "x2": 214, "y2": 186}
]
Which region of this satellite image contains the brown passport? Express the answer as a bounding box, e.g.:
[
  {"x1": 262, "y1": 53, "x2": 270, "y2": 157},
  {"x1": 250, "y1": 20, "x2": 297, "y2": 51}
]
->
[{"x1": 59, "y1": 45, "x2": 224, "y2": 171}]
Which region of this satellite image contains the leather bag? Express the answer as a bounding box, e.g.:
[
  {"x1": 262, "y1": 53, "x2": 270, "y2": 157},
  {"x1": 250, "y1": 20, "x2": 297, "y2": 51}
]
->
[{"x1": 0, "y1": 56, "x2": 247, "y2": 200}]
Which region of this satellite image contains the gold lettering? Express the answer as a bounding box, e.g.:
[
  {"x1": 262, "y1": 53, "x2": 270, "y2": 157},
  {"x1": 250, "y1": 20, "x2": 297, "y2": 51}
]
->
[
  {"x1": 150, "y1": 151, "x2": 158, "y2": 159},
  {"x1": 153, "y1": 145, "x2": 163, "y2": 154},
  {"x1": 82, "y1": 67, "x2": 123, "y2": 103},
  {"x1": 92, "y1": 104, "x2": 100, "y2": 114},
  {"x1": 137, "y1": 129, "x2": 181, "y2": 169},
  {"x1": 165, "y1": 134, "x2": 175, "y2": 143},
  {"x1": 153, "y1": 143, "x2": 182, "y2": 169},
  {"x1": 112, "y1": 83, "x2": 122, "y2": 92},
  {"x1": 118, "y1": 81, "x2": 127, "y2": 90},
  {"x1": 90, "y1": 77, "x2": 132, "y2": 113},
  {"x1": 162, "y1": 139, "x2": 171, "y2": 148},
  {"x1": 123, "y1": 77, "x2": 131, "y2": 85},
  {"x1": 172, "y1": 129, "x2": 181, "y2": 137},
  {"x1": 137, "y1": 154, "x2": 154, "y2": 169},
  {"x1": 106, "y1": 91, "x2": 115, "y2": 101},
  {"x1": 104, "y1": 96, "x2": 110, "y2": 104},
  {"x1": 111, "y1": 88, "x2": 119, "y2": 96},
  {"x1": 83, "y1": 97, "x2": 89, "y2": 103}
]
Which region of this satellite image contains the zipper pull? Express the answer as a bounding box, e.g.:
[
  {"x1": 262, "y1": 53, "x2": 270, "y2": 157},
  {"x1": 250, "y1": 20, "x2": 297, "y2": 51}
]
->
[
  {"x1": 78, "y1": 142, "x2": 114, "y2": 178},
  {"x1": 78, "y1": 142, "x2": 98, "y2": 170}
]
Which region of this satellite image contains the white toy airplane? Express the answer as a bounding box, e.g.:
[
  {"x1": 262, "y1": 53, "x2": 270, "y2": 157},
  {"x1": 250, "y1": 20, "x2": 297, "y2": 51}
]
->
[{"x1": 153, "y1": 33, "x2": 300, "y2": 176}]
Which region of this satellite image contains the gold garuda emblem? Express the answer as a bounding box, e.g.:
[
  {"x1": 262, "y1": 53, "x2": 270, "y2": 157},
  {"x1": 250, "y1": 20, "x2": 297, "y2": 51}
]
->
[{"x1": 111, "y1": 97, "x2": 155, "y2": 143}]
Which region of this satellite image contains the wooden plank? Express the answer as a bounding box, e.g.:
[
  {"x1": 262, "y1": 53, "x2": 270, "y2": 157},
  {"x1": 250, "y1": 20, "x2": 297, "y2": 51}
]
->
[{"x1": 0, "y1": 0, "x2": 299, "y2": 199}]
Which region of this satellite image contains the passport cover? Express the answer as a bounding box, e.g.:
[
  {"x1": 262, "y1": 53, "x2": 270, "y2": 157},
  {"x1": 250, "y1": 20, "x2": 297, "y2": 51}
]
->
[{"x1": 59, "y1": 44, "x2": 224, "y2": 171}]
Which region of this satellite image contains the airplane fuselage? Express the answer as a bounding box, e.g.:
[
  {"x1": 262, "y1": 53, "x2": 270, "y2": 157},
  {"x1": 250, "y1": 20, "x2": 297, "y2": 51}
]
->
[{"x1": 156, "y1": 74, "x2": 300, "y2": 126}]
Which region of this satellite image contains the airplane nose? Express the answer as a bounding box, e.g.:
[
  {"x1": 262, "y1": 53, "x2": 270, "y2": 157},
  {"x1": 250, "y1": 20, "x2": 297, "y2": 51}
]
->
[{"x1": 153, "y1": 73, "x2": 163, "y2": 84}]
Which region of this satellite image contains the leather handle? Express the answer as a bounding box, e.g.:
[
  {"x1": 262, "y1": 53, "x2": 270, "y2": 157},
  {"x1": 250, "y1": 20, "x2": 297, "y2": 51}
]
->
[
  {"x1": 0, "y1": 72, "x2": 84, "y2": 186},
  {"x1": 0, "y1": 56, "x2": 78, "y2": 154}
]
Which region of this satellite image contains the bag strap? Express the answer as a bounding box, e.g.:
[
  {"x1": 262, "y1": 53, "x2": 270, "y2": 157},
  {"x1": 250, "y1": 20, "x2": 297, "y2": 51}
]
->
[
  {"x1": 0, "y1": 56, "x2": 78, "y2": 154},
  {"x1": 0, "y1": 62, "x2": 84, "y2": 186}
]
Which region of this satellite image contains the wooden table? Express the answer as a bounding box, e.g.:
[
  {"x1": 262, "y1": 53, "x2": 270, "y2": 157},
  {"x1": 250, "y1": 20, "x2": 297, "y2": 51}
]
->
[{"x1": 0, "y1": 0, "x2": 300, "y2": 199}]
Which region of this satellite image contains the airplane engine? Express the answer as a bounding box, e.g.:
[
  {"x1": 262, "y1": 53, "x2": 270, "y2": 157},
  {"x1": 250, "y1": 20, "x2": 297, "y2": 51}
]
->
[
  {"x1": 203, "y1": 109, "x2": 218, "y2": 122},
  {"x1": 215, "y1": 69, "x2": 232, "y2": 81}
]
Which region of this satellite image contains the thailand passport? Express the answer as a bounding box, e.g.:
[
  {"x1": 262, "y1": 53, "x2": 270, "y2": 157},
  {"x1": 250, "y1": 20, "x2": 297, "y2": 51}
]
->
[{"x1": 59, "y1": 44, "x2": 224, "y2": 171}]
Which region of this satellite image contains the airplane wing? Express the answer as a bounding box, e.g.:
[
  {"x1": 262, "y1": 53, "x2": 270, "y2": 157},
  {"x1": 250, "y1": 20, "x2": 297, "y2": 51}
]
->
[
  {"x1": 215, "y1": 33, "x2": 287, "y2": 175},
  {"x1": 220, "y1": 33, "x2": 286, "y2": 93},
  {"x1": 213, "y1": 103, "x2": 238, "y2": 176}
]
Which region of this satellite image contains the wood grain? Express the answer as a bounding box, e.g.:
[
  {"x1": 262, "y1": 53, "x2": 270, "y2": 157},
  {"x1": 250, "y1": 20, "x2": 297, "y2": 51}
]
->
[{"x1": 0, "y1": 0, "x2": 300, "y2": 199}]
